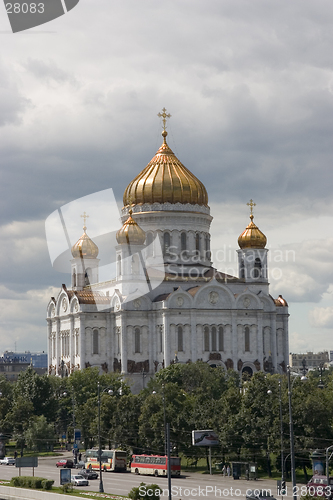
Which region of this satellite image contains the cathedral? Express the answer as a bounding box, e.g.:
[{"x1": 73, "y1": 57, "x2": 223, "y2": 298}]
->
[{"x1": 47, "y1": 111, "x2": 289, "y2": 392}]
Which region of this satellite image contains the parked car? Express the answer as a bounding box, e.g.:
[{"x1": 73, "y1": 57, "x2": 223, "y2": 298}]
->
[
  {"x1": 56, "y1": 459, "x2": 74, "y2": 468},
  {"x1": 306, "y1": 476, "x2": 333, "y2": 497},
  {"x1": 80, "y1": 469, "x2": 98, "y2": 480},
  {"x1": 0, "y1": 457, "x2": 16, "y2": 466},
  {"x1": 246, "y1": 490, "x2": 277, "y2": 500},
  {"x1": 71, "y1": 475, "x2": 89, "y2": 486}
]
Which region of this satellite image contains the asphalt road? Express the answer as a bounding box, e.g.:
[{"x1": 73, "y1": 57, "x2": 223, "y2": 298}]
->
[{"x1": 0, "y1": 456, "x2": 299, "y2": 500}]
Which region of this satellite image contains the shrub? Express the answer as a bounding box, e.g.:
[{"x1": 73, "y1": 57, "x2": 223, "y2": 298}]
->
[
  {"x1": 62, "y1": 482, "x2": 73, "y2": 493},
  {"x1": 9, "y1": 476, "x2": 54, "y2": 490},
  {"x1": 129, "y1": 482, "x2": 161, "y2": 500}
]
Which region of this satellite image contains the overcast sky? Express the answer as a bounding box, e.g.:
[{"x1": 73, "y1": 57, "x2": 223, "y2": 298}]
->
[{"x1": 0, "y1": 0, "x2": 332, "y2": 356}]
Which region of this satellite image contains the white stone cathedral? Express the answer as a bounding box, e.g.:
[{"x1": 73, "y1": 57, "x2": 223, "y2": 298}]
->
[{"x1": 47, "y1": 114, "x2": 289, "y2": 392}]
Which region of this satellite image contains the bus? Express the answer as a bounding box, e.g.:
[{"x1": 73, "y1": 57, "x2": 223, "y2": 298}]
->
[
  {"x1": 85, "y1": 449, "x2": 127, "y2": 472},
  {"x1": 131, "y1": 455, "x2": 181, "y2": 477}
]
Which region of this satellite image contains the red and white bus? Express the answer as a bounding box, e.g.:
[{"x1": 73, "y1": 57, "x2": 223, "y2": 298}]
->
[
  {"x1": 85, "y1": 449, "x2": 127, "y2": 472},
  {"x1": 131, "y1": 454, "x2": 181, "y2": 477}
]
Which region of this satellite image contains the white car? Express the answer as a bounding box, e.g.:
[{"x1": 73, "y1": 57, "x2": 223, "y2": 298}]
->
[
  {"x1": 0, "y1": 457, "x2": 16, "y2": 465},
  {"x1": 71, "y1": 475, "x2": 89, "y2": 486}
]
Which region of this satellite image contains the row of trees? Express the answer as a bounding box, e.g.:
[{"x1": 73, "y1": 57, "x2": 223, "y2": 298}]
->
[{"x1": 0, "y1": 362, "x2": 333, "y2": 476}]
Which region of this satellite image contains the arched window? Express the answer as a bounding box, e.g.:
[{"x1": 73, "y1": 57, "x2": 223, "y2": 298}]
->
[
  {"x1": 93, "y1": 329, "x2": 99, "y2": 354},
  {"x1": 146, "y1": 232, "x2": 153, "y2": 256},
  {"x1": 218, "y1": 326, "x2": 224, "y2": 351},
  {"x1": 205, "y1": 235, "x2": 210, "y2": 260},
  {"x1": 177, "y1": 326, "x2": 183, "y2": 352},
  {"x1": 134, "y1": 328, "x2": 141, "y2": 353},
  {"x1": 181, "y1": 232, "x2": 187, "y2": 252},
  {"x1": 211, "y1": 326, "x2": 217, "y2": 351},
  {"x1": 195, "y1": 233, "x2": 200, "y2": 252},
  {"x1": 240, "y1": 258, "x2": 245, "y2": 279},
  {"x1": 253, "y1": 258, "x2": 262, "y2": 278},
  {"x1": 245, "y1": 326, "x2": 250, "y2": 352},
  {"x1": 117, "y1": 255, "x2": 121, "y2": 277},
  {"x1": 204, "y1": 326, "x2": 209, "y2": 351},
  {"x1": 72, "y1": 270, "x2": 76, "y2": 287},
  {"x1": 163, "y1": 232, "x2": 171, "y2": 255},
  {"x1": 85, "y1": 268, "x2": 91, "y2": 286}
]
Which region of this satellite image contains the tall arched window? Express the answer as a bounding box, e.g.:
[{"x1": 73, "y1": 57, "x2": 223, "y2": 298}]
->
[
  {"x1": 93, "y1": 329, "x2": 99, "y2": 354},
  {"x1": 211, "y1": 326, "x2": 217, "y2": 351},
  {"x1": 177, "y1": 326, "x2": 183, "y2": 352},
  {"x1": 72, "y1": 270, "x2": 76, "y2": 287},
  {"x1": 253, "y1": 258, "x2": 262, "y2": 278},
  {"x1": 134, "y1": 328, "x2": 141, "y2": 353},
  {"x1": 85, "y1": 268, "x2": 91, "y2": 285},
  {"x1": 163, "y1": 232, "x2": 171, "y2": 255},
  {"x1": 240, "y1": 258, "x2": 245, "y2": 279},
  {"x1": 195, "y1": 233, "x2": 200, "y2": 252},
  {"x1": 181, "y1": 232, "x2": 187, "y2": 252},
  {"x1": 204, "y1": 326, "x2": 209, "y2": 351},
  {"x1": 245, "y1": 326, "x2": 250, "y2": 352},
  {"x1": 117, "y1": 255, "x2": 121, "y2": 277},
  {"x1": 205, "y1": 235, "x2": 210, "y2": 260},
  {"x1": 218, "y1": 326, "x2": 224, "y2": 351}
]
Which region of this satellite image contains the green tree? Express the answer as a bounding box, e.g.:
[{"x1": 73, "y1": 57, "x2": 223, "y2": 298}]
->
[{"x1": 24, "y1": 415, "x2": 56, "y2": 452}]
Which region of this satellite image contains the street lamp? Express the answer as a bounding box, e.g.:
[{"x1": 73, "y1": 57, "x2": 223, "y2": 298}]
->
[
  {"x1": 152, "y1": 383, "x2": 167, "y2": 456},
  {"x1": 98, "y1": 382, "x2": 114, "y2": 493},
  {"x1": 287, "y1": 366, "x2": 307, "y2": 500},
  {"x1": 267, "y1": 377, "x2": 285, "y2": 492}
]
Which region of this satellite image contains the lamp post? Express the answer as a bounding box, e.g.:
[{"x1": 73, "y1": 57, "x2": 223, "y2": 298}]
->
[
  {"x1": 152, "y1": 383, "x2": 167, "y2": 456},
  {"x1": 267, "y1": 377, "x2": 285, "y2": 491},
  {"x1": 287, "y1": 366, "x2": 307, "y2": 500},
  {"x1": 97, "y1": 382, "x2": 114, "y2": 493},
  {"x1": 326, "y1": 445, "x2": 333, "y2": 493}
]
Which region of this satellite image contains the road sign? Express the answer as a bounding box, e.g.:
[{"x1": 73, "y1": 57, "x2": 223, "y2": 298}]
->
[{"x1": 16, "y1": 457, "x2": 38, "y2": 468}]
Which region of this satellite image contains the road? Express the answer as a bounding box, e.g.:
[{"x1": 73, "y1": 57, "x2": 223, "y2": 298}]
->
[{"x1": 0, "y1": 456, "x2": 300, "y2": 500}]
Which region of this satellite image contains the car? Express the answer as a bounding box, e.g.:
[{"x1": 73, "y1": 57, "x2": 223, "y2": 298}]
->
[
  {"x1": 306, "y1": 475, "x2": 333, "y2": 497},
  {"x1": 246, "y1": 490, "x2": 277, "y2": 500},
  {"x1": 0, "y1": 457, "x2": 16, "y2": 466},
  {"x1": 56, "y1": 459, "x2": 74, "y2": 468},
  {"x1": 71, "y1": 475, "x2": 89, "y2": 486},
  {"x1": 75, "y1": 460, "x2": 85, "y2": 469},
  {"x1": 79, "y1": 469, "x2": 99, "y2": 480}
]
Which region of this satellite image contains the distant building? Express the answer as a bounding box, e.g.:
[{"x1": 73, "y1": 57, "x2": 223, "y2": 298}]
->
[
  {"x1": 289, "y1": 351, "x2": 329, "y2": 371},
  {"x1": 0, "y1": 351, "x2": 48, "y2": 380},
  {"x1": 330, "y1": 351, "x2": 333, "y2": 362}
]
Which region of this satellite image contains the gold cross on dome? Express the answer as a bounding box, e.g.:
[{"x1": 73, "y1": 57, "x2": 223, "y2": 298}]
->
[
  {"x1": 157, "y1": 107, "x2": 171, "y2": 131},
  {"x1": 81, "y1": 211, "x2": 89, "y2": 227},
  {"x1": 247, "y1": 199, "x2": 256, "y2": 215}
]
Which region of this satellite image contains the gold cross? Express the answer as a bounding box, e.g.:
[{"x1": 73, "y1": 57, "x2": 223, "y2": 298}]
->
[
  {"x1": 247, "y1": 199, "x2": 256, "y2": 215},
  {"x1": 157, "y1": 107, "x2": 171, "y2": 131},
  {"x1": 81, "y1": 212, "x2": 89, "y2": 227}
]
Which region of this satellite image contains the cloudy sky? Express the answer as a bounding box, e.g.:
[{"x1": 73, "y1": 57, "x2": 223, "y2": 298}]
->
[{"x1": 0, "y1": 0, "x2": 332, "y2": 356}]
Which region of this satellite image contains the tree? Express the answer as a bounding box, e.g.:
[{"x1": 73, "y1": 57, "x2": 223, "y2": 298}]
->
[{"x1": 24, "y1": 415, "x2": 56, "y2": 452}]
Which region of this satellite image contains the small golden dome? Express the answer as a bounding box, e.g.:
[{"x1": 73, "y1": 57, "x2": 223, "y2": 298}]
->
[
  {"x1": 116, "y1": 210, "x2": 146, "y2": 245},
  {"x1": 71, "y1": 225, "x2": 99, "y2": 259},
  {"x1": 123, "y1": 131, "x2": 208, "y2": 207},
  {"x1": 238, "y1": 214, "x2": 267, "y2": 249}
]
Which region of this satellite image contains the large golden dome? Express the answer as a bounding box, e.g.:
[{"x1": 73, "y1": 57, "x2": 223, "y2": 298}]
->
[
  {"x1": 123, "y1": 131, "x2": 208, "y2": 207},
  {"x1": 238, "y1": 214, "x2": 267, "y2": 249},
  {"x1": 116, "y1": 210, "x2": 146, "y2": 245},
  {"x1": 71, "y1": 225, "x2": 99, "y2": 259}
]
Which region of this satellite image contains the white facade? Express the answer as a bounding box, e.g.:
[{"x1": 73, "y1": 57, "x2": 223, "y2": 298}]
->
[{"x1": 47, "y1": 134, "x2": 289, "y2": 392}]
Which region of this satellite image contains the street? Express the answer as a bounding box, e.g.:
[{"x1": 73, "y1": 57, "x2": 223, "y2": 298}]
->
[{"x1": 0, "y1": 455, "x2": 300, "y2": 500}]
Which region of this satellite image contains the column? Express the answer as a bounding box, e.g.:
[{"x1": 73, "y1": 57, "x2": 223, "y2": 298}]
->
[
  {"x1": 190, "y1": 310, "x2": 197, "y2": 362},
  {"x1": 270, "y1": 313, "x2": 277, "y2": 372},
  {"x1": 257, "y1": 312, "x2": 264, "y2": 371},
  {"x1": 69, "y1": 315, "x2": 74, "y2": 373},
  {"x1": 55, "y1": 318, "x2": 60, "y2": 376},
  {"x1": 79, "y1": 314, "x2": 85, "y2": 370},
  {"x1": 47, "y1": 319, "x2": 52, "y2": 373},
  {"x1": 120, "y1": 312, "x2": 127, "y2": 374},
  {"x1": 231, "y1": 311, "x2": 238, "y2": 370},
  {"x1": 163, "y1": 312, "x2": 170, "y2": 367},
  {"x1": 106, "y1": 313, "x2": 112, "y2": 372},
  {"x1": 149, "y1": 312, "x2": 155, "y2": 374}
]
